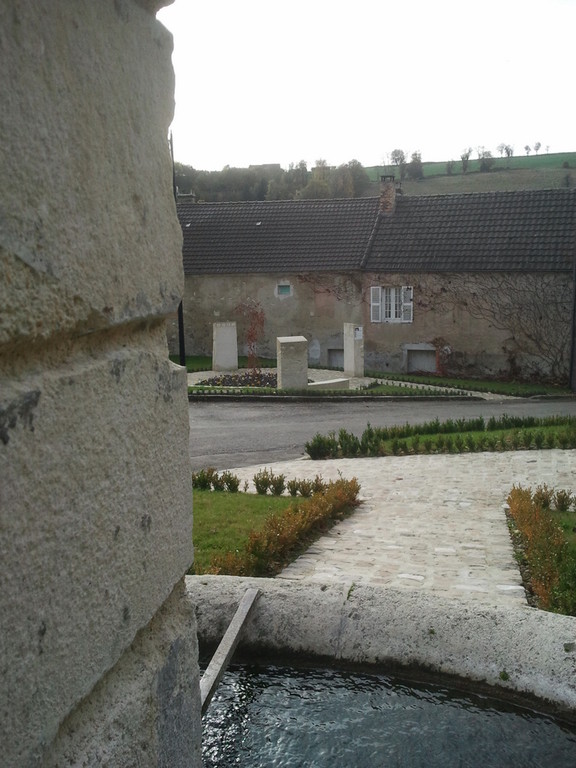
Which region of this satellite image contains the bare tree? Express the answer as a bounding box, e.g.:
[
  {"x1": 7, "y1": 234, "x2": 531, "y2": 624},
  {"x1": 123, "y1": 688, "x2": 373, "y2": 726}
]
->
[
  {"x1": 534, "y1": 141, "x2": 541, "y2": 154},
  {"x1": 420, "y1": 273, "x2": 571, "y2": 381}
]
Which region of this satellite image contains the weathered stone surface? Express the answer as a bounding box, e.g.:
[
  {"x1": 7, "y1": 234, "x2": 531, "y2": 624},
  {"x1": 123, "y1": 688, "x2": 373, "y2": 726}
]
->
[
  {"x1": 277, "y1": 335, "x2": 308, "y2": 389},
  {"x1": 0, "y1": 0, "x2": 182, "y2": 353},
  {"x1": 43, "y1": 580, "x2": 202, "y2": 768},
  {"x1": 1, "y1": 1, "x2": 200, "y2": 765},
  {"x1": 190, "y1": 576, "x2": 576, "y2": 716},
  {"x1": 1, "y1": 336, "x2": 193, "y2": 765}
]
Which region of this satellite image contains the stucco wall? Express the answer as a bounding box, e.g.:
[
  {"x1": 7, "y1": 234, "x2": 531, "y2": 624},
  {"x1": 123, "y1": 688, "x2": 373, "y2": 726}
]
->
[{"x1": 0, "y1": 2, "x2": 201, "y2": 765}]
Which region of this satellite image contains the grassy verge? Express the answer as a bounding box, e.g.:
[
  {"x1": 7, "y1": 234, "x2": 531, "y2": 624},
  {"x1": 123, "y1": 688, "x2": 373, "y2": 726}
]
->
[
  {"x1": 507, "y1": 485, "x2": 576, "y2": 615},
  {"x1": 370, "y1": 372, "x2": 573, "y2": 398},
  {"x1": 305, "y1": 415, "x2": 576, "y2": 459},
  {"x1": 191, "y1": 477, "x2": 360, "y2": 576}
]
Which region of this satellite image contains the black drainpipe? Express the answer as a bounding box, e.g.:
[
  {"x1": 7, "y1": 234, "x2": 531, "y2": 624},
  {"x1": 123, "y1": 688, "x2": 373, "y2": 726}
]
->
[
  {"x1": 569, "y1": 251, "x2": 576, "y2": 392},
  {"x1": 170, "y1": 132, "x2": 186, "y2": 368}
]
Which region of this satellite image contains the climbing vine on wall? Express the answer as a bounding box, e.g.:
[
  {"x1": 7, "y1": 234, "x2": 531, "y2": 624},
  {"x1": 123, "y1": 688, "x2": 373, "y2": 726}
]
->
[{"x1": 234, "y1": 298, "x2": 265, "y2": 370}]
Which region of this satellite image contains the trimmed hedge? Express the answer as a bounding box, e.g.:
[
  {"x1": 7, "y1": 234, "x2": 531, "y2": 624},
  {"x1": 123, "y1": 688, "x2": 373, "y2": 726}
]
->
[{"x1": 207, "y1": 477, "x2": 360, "y2": 577}]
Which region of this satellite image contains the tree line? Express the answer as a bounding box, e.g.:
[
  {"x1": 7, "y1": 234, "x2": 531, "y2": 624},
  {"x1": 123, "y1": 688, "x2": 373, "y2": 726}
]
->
[
  {"x1": 174, "y1": 159, "x2": 371, "y2": 203},
  {"x1": 175, "y1": 141, "x2": 550, "y2": 202}
]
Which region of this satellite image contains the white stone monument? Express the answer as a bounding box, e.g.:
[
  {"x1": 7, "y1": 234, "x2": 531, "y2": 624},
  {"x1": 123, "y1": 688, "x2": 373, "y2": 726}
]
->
[
  {"x1": 212, "y1": 322, "x2": 238, "y2": 371},
  {"x1": 344, "y1": 323, "x2": 364, "y2": 377},
  {"x1": 277, "y1": 336, "x2": 308, "y2": 390}
]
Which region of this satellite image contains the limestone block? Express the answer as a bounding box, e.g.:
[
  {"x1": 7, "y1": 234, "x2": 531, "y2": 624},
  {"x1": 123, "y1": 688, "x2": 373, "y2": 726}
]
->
[
  {"x1": 212, "y1": 321, "x2": 238, "y2": 371},
  {"x1": 44, "y1": 580, "x2": 202, "y2": 768},
  {"x1": 277, "y1": 335, "x2": 308, "y2": 390},
  {"x1": 0, "y1": 0, "x2": 182, "y2": 352},
  {"x1": 344, "y1": 323, "x2": 364, "y2": 377},
  {"x1": 0, "y1": 334, "x2": 193, "y2": 766}
]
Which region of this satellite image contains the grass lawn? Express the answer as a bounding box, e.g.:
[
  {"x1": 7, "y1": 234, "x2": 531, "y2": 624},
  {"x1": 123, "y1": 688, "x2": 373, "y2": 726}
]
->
[{"x1": 191, "y1": 489, "x2": 290, "y2": 573}]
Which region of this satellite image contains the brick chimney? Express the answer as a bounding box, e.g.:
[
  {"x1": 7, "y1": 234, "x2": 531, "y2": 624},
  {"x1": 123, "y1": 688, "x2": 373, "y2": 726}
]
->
[{"x1": 380, "y1": 175, "x2": 396, "y2": 215}]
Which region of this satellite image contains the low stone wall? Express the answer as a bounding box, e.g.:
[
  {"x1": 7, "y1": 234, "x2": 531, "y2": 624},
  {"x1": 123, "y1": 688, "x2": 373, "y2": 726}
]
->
[{"x1": 189, "y1": 576, "x2": 576, "y2": 717}]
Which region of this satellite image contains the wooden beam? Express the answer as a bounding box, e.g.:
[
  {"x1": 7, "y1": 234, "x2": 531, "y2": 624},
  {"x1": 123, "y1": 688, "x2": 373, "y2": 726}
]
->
[{"x1": 200, "y1": 588, "x2": 261, "y2": 715}]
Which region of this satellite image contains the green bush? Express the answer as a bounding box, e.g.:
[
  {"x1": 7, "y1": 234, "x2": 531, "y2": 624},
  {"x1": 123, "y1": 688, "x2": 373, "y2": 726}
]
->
[
  {"x1": 305, "y1": 432, "x2": 339, "y2": 459},
  {"x1": 253, "y1": 468, "x2": 272, "y2": 495},
  {"x1": 221, "y1": 471, "x2": 240, "y2": 493},
  {"x1": 269, "y1": 472, "x2": 286, "y2": 496}
]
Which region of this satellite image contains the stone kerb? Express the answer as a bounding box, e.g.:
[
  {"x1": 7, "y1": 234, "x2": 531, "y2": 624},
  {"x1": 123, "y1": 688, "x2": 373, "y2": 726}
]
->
[
  {"x1": 277, "y1": 335, "x2": 308, "y2": 390},
  {"x1": 212, "y1": 321, "x2": 238, "y2": 371},
  {"x1": 344, "y1": 322, "x2": 364, "y2": 377}
]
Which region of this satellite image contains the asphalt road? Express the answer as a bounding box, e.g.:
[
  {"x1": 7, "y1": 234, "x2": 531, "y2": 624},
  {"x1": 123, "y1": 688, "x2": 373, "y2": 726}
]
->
[{"x1": 188, "y1": 396, "x2": 576, "y2": 471}]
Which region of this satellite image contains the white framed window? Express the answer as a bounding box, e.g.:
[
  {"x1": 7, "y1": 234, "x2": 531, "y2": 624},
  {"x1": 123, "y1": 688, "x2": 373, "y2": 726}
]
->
[
  {"x1": 370, "y1": 285, "x2": 413, "y2": 323},
  {"x1": 276, "y1": 282, "x2": 292, "y2": 298}
]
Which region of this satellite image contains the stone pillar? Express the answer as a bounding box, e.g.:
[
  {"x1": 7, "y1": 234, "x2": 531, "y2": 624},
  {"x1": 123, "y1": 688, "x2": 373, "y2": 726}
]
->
[
  {"x1": 277, "y1": 336, "x2": 308, "y2": 389},
  {"x1": 212, "y1": 321, "x2": 239, "y2": 371},
  {"x1": 0, "y1": 2, "x2": 201, "y2": 766},
  {"x1": 344, "y1": 323, "x2": 365, "y2": 377}
]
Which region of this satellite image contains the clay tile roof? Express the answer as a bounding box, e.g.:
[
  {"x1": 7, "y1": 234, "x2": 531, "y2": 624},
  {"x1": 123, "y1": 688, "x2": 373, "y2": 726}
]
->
[
  {"x1": 178, "y1": 188, "x2": 576, "y2": 275},
  {"x1": 365, "y1": 189, "x2": 576, "y2": 272},
  {"x1": 178, "y1": 197, "x2": 379, "y2": 274}
]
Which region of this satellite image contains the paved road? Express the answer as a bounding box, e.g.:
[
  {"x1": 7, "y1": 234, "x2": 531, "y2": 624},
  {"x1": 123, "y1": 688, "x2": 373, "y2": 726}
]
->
[{"x1": 188, "y1": 397, "x2": 576, "y2": 470}]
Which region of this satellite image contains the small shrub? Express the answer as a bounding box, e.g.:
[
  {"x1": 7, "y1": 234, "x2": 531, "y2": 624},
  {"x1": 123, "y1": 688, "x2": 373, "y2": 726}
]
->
[
  {"x1": 338, "y1": 428, "x2": 361, "y2": 457},
  {"x1": 192, "y1": 467, "x2": 217, "y2": 490},
  {"x1": 486, "y1": 435, "x2": 497, "y2": 451},
  {"x1": 476, "y1": 434, "x2": 487, "y2": 451},
  {"x1": 521, "y1": 430, "x2": 533, "y2": 449},
  {"x1": 221, "y1": 471, "x2": 240, "y2": 493},
  {"x1": 391, "y1": 438, "x2": 401, "y2": 456},
  {"x1": 298, "y1": 479, "x2": 314, "y2": 497},
  {"x1": 211, "y1": 472, "x2": 226, "y2": 491},
  {"x1": 287, "y1": 479, "x2": 300, "y2": 497},
  {"x1": 510, "y1": 431, "x2": 521, "y2": 451},
  {"x1": 269, "y1": 472, "x2": 286, "y2": 496},
  {"x1": 533, "y1": 483, "x2": 554, "y2": 510},
  {"x1": 465, "y1": 434, "x2": 476, "y2": 452},
  {"x1": 554, "y1": 489, "x2": 573, "y2": 513},
  {"x1": 253, "y1": 468, "x2": 271, "y2": 495},
  {"x1": 545, "y1": 432, "x2": 556, "y2": 449},
  {"x1": 398, "y1": 439, "x2": 409, "y2": 455},
  {"x1": 423, "y1": 437, "x2": 434, "y2": 453},
  {"x1": 534, "y1": 431, "x2": 545, "y2": 450},
  {"x1": 306, "y1": 432, "x2": 339, "y2": 460},
  {"x1": 410, "y1": 434, "x2": 421, "y2": 454},
  {"x1": 558, "y1": 431, "x2": 570, "y2": 449},
  {"x1": 454, "y1": 434, "x2": 465, "y2": 453},
  {"x1": 312, "y1": 474, "x2": 327, "y2": 494},
  {"x1": 436, "y1": 434, "x2": 445, "y2": 452}
]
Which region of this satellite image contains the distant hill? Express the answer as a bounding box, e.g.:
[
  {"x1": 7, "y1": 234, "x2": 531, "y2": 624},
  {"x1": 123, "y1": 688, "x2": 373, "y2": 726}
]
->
[{"x1": 365, "y1": 152, "x2": 576, "y2": 196}]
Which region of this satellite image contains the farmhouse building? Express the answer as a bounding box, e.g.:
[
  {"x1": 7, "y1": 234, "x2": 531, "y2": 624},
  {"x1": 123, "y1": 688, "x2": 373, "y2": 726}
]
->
[{"x1": 170, "y1": 181, "x2": 576, "y2": 382}]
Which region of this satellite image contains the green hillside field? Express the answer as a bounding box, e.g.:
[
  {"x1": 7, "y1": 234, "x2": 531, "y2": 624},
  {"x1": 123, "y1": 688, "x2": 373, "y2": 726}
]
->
[{"x1": 365, "y1": 152, "x2": 576, "y2": 195}]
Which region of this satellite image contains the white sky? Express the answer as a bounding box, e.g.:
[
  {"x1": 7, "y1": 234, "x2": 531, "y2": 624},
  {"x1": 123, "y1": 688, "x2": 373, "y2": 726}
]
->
[{"x1": 157, "y1": 0, "x2": 575, "y2": 171}]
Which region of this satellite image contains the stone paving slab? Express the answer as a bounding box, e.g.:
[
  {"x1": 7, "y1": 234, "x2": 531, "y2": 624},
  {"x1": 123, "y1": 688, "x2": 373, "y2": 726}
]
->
[{"x1": 228, "y1": 450, "x2": 576, "y2": 607}]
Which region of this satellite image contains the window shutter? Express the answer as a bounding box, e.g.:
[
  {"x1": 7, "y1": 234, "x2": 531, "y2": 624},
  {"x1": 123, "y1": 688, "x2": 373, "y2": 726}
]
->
[
  {"x1": 370, "y1": 286, "x2": 382, "y2": 323},
  {"x1": 401, "y1": 285, "x2": 413, "y2": 323}
]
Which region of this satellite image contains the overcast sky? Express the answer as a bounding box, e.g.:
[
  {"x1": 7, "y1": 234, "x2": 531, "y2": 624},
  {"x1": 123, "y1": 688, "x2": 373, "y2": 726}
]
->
[{"x1": 157, "y1": 0, "x2": 575, "y2": 171}]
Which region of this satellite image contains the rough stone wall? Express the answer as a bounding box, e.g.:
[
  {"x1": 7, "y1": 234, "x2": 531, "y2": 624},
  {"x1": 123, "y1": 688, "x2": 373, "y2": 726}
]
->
[
  {"x1": 171, "y1": 269, "x2": 571, "y2": 380},
  {"x1": 362, "y1": 272, "x2": 572, "y2": 381},
  {"x1": 0, "y1": 2, "x2": 201, "y2": 765},
  {"x1": 169, "y1": 272, "x2": 363, "y2": 366}
]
